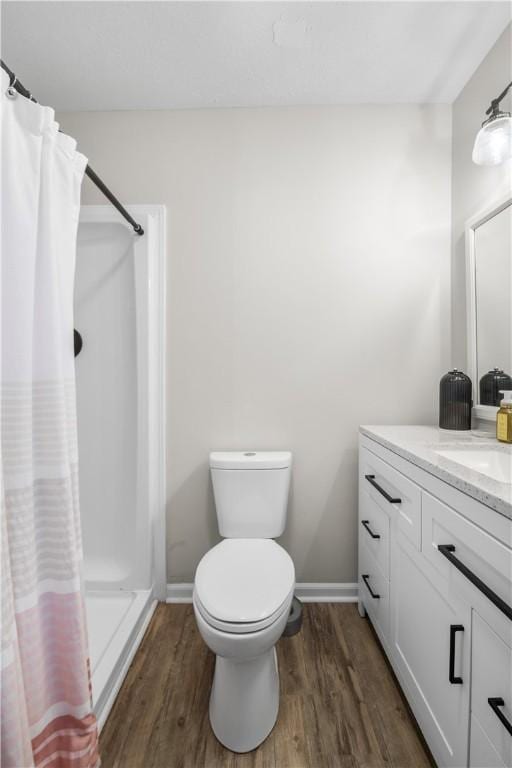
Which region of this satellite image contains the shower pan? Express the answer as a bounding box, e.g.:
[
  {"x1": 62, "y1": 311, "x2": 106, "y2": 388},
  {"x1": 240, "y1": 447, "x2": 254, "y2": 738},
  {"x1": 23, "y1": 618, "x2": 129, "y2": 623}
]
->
[{"x1": 74, "y1": 205, "x2": 166, "y2": 729}]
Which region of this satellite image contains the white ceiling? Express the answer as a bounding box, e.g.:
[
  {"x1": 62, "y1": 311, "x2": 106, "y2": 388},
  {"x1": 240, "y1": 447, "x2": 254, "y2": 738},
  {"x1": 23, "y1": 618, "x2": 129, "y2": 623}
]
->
[{"x1": 2, "y1": 1, "x2": 510, "y2": 111}]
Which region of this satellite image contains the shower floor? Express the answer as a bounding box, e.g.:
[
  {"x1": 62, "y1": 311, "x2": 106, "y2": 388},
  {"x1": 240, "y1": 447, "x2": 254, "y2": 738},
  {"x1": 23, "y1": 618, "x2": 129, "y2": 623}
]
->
[{"x1": 85, "y1": 589, "x2": 155, "y2": 729}]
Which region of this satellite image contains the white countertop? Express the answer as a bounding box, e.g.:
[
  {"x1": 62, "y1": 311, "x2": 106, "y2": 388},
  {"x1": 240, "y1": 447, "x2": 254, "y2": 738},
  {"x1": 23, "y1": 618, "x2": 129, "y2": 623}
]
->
[{"x1": 360, "y1": 425, "x2": 512, "y2": 519}]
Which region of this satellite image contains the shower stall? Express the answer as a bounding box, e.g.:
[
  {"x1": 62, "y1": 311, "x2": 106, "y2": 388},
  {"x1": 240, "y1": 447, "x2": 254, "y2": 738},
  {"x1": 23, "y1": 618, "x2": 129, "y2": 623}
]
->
[{"x1": 74, "y1": 205, "x2": 166, "y2": 729}]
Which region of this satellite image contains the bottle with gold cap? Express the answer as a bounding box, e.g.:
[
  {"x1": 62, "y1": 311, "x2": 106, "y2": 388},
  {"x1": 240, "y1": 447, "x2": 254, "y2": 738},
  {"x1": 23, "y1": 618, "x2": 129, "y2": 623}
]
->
[{"x1": 496, "y1": 390, "x2": 512, "y2": 444}]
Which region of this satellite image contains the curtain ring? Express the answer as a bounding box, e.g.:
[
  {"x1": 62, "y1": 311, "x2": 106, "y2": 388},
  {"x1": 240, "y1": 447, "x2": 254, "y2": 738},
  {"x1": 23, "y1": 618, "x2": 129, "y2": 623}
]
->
[{"x1": 6, "y1": 73, "x2": 18, "y2": 99}]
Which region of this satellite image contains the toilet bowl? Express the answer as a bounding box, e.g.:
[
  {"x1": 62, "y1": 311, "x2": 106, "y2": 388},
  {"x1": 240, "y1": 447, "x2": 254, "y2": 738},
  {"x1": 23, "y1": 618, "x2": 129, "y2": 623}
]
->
[{"x1": 193, "y1": 537, "x2": 295, "y2": 753}]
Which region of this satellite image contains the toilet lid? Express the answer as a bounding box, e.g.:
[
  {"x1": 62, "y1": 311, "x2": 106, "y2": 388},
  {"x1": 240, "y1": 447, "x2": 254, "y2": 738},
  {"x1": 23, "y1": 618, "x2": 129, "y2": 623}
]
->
[{"x1": 194, "y1": 539, "x2": 295, "y2": 625}]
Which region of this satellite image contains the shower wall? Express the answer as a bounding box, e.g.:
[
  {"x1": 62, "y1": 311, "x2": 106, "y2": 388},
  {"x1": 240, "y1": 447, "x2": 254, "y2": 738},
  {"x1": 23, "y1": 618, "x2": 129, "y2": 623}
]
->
[
  {"x1": 75, "y1": 220, "x2": 150, "y2": 590},
  {"x1": 73, "y1": 208, "x2": 165, "y2": 726}
]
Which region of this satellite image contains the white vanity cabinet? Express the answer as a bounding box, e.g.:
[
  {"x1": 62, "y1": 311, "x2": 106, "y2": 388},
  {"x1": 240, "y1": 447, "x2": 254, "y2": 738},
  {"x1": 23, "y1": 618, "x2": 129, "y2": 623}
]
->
[{"x1": 358, "y1": 432, "x2": 512, "y2": 768}]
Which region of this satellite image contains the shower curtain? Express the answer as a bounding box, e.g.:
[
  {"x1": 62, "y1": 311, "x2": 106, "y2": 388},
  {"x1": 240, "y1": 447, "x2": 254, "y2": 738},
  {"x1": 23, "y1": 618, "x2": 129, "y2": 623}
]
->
[{"x1": 1, "y1": 72, "x2": 99, "y2": 767}]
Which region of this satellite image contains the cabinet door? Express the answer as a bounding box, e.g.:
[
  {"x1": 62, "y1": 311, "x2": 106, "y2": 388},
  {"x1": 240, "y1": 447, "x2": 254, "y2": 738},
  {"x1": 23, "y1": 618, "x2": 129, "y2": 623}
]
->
[
  {"x1": 391, "y1": 532, "x2": 470, "y2": 768},
  {"x1": 471, "y1": 611, "x2": 512, "y2": 768},
  {"x1": 469, "y1": 716, "x2": 506, "y2": 768}
]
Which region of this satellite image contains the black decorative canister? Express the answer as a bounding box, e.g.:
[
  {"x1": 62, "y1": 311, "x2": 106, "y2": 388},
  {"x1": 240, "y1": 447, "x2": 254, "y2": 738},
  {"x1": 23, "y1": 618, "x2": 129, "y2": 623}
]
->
[
  {"x1": 479, "y1": 368, "x2": 512, "y2": 407},
  {"x1": 439, "y1": 369, "x2": 472, "y2": 430}
]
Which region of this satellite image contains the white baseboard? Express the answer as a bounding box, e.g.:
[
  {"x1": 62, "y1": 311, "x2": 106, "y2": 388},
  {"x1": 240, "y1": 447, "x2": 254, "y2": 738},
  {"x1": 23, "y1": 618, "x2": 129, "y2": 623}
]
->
[
  {"x1": 295, "y1": 583, "x2": 358, "y2": 602},
  {"x1": 166, "y1": 582, "x2": 358, "y2": 604},
  {"x1": 166, "y1": 583, "x2": 195, "y2": 603}
]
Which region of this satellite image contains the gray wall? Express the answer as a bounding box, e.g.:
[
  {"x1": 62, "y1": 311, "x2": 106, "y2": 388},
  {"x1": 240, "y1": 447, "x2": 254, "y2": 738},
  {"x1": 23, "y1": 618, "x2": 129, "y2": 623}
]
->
[
  {"x1": 61, "y1": 105, "x2": 452, "y2": 584},
  {"x1": 451, "y1": 24, "x2": 511, "y2": 370}
]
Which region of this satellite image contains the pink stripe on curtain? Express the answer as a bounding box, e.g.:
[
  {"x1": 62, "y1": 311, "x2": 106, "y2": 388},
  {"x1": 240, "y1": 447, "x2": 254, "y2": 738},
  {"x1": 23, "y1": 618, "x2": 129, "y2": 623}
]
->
[{"x1": 1, "y1": 68, "x2": 99, "y2": 767}]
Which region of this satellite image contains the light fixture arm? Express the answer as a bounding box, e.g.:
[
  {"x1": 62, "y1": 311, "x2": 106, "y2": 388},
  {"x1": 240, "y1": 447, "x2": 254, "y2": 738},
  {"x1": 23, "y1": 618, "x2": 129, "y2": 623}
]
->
[
  {"x1": 473, "y1": 80, "x2": 512, "y2": 166},
  {"x1": 485, "y1": 81, "x2": 512, "y2": 117}
]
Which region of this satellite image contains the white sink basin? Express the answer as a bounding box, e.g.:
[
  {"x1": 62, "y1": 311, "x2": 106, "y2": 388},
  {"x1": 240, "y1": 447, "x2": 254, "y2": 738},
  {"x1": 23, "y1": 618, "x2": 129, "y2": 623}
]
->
[{"x1": 435, "y1": 449, "x2": 512, "y2": 484}]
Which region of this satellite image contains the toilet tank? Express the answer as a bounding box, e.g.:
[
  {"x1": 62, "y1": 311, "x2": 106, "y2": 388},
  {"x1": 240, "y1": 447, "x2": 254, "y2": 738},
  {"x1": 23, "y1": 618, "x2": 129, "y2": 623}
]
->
[{"x1": 209, "y1": 451, "x2": 292, "y2": 538}]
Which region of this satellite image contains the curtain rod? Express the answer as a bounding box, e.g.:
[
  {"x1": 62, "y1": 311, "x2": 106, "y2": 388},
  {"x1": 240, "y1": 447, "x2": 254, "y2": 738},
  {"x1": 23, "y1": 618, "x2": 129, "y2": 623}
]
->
[{"x1": 1, "y1": 60, "x2": 144, "y2": 236}]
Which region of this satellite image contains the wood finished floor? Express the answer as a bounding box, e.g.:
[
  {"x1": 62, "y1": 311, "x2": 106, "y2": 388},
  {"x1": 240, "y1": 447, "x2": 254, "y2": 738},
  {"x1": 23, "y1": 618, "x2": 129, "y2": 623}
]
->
[{"x1": 99, "y1": 603, "x2": 434, "y2": 768}]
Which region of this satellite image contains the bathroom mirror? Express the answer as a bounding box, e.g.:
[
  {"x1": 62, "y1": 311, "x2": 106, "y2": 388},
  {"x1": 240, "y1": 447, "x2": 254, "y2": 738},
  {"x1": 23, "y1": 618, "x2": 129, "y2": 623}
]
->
[{"x1": 466, "y1": 195, "x2": 512, "y2": 420}]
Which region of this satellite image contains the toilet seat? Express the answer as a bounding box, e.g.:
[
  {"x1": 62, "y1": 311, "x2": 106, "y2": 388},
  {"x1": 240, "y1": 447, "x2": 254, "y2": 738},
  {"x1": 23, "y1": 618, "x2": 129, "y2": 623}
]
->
[
  {"x1": 194, "y1": 539, "x2": 295, "y2": 634},
  {"x1": 194, "y1": 589, "x2": 293, "y2": 634}
]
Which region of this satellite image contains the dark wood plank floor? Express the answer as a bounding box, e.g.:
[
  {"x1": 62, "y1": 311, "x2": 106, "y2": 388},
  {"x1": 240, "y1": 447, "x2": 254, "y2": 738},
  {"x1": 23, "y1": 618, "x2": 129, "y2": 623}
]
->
[{"x1": 99, "y1": 603, "x2": 434, "y2": 768}]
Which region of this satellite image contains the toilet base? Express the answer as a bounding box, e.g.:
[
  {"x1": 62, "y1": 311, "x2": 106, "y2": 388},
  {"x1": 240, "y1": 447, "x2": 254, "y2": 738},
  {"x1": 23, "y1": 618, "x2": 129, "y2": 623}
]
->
[{"x1": 209, "y1": 647, "x2": 279, "y2": 753}]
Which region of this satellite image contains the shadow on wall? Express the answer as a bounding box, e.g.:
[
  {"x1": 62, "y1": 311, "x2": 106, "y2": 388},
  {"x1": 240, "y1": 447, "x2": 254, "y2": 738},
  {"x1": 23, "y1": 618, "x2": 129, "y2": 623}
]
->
[
  {"x1": 281, "y1": 447, "x2": 358, "y2": 583},
  {"x1": 167, "y1": 461, "x2": 220, "y2": 583}
]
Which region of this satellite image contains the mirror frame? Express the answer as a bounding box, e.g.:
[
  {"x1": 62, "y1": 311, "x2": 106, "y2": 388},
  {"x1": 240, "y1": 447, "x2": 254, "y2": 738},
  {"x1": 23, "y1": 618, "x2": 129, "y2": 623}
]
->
[{"x1": 465, "y1": 193, "x2": 512, "y2": 422}]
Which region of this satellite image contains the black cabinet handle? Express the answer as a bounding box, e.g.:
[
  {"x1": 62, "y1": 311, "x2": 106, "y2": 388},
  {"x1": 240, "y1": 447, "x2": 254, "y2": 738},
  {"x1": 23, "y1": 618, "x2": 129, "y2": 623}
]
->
[
  {"x1": 488, "y1": 698, "x2": 512, "y2": 737},
  {"x1": 361, "y1": 520, "x2": 380, "y2": 539},
  {"x1": 365, "y1": 474, "x2": 402, "y2": 504},
  {"x1": 362, "y1": 574, "x2": 380, "y2": 599},
  {"x1": 438, "y1": 544, "x2": 512, "y2": 622},
  {"x1": 449, "y1": 624, "x2": 464, "y2": 684}
]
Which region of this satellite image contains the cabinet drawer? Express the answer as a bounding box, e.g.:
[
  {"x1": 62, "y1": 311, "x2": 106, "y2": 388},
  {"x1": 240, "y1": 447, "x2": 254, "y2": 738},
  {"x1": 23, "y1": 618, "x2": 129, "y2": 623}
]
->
[
  {"x1": 470, "y1": 715, "x2": 507, "y2": 768},
  {"x1": 359, "y1": 447, "x2": 422, "y2": 549},
  {"x1": 359, "y1": 485, "x2": 390, "y2": 578},
  {"x1": 422, "y1": 492, "x2": 512, "y2": 627},
  {"x1": 359, "y1": 541, "x2": 389, "y2": 646},
  {"x1": 472, "y1": 611, "x2": 512, "y2": 768}
]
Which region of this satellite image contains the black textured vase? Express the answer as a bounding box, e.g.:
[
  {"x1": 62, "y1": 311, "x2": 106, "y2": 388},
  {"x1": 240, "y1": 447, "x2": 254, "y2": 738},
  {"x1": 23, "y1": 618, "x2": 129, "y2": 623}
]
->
[
  {"x1": 479, "y1": 368, "x2": 512, "y2": 407},
  {"x1": 439, "y1": 369, "x2": 472, "y2": 430}
]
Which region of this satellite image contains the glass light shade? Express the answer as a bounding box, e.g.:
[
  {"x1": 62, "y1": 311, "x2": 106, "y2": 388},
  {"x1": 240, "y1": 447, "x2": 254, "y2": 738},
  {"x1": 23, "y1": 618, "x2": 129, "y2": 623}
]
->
[{"x1": 472, "y1": 113, "x2": 512, "y2": 166}]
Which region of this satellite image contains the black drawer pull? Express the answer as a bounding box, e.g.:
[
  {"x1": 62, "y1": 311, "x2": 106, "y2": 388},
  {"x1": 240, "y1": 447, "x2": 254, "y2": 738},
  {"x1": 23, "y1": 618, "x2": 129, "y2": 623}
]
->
[
  {"x1": 362, "y1": 574, "x2": 380, "y2": 599},
  {"x1": 438, "y1": 544, "x2": 512, "y2": 622},
  {"x1": 449, "y1": 624, "x2": 464, "y2": 684},
  {"x1": 488, "y1": 698, "x2": 512, "y2": 736},
  {"x1": 364, "y1": 474, "x2": 402, "y2": 504},
  {"x1": 361, "y1": 520, "x2": 380, "y2": 539}
]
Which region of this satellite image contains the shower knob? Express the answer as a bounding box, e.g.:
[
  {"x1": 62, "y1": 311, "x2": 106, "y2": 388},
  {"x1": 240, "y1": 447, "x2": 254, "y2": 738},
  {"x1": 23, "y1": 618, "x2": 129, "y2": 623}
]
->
[{"x1": 74, "y1": 329, "x2": 83, "y2": 358}]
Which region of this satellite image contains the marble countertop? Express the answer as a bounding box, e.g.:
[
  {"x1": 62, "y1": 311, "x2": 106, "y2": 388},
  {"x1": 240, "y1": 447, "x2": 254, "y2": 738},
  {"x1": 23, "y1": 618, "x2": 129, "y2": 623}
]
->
[{"x1": 360, "y1": 425, "x2": 512, "y2": 519}]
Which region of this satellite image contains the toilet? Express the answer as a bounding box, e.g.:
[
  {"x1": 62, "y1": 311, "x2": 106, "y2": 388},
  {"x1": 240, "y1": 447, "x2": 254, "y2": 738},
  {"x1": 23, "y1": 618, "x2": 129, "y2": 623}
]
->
[{"x1": 193, "y1": 451, "x2": 295, "y2": 753}]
